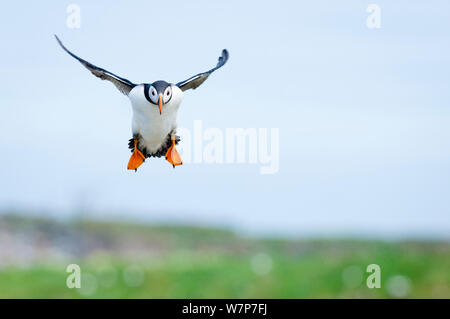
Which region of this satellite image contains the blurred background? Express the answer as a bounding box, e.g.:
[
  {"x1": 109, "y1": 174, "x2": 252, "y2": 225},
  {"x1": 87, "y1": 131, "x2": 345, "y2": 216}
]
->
[{"x1": 0, "y1": 1, "x2": 449, "y2": 298}]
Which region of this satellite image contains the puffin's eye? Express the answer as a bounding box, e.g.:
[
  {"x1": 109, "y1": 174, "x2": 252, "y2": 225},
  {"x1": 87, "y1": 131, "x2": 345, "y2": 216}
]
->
[
  {"x1": 149, "y1": 86, "x2": 158, "y2": 103},
  {"x1": 163, "y1": 87, "x2": 172, "y2": 103}
]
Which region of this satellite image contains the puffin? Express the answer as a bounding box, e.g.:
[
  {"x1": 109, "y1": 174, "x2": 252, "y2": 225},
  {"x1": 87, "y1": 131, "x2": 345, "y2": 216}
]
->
[{"x1": 55, "y1": 35, "x2": 228, "y2": 171}]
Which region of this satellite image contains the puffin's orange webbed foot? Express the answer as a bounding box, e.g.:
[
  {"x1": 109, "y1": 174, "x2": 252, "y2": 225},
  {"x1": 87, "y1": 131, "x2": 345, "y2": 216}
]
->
[
  {"x1": 127, "y1": 139, "x2": 145, "y2": 171},
  {"x1": 165, "y1": 136, "x2": 182, "y2": 168}
]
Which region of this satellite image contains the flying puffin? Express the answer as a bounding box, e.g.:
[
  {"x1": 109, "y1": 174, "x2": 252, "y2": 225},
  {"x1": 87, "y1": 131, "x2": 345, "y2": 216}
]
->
[{"x1": 55, "y1": 35, "x2": 228, "y2": 171}]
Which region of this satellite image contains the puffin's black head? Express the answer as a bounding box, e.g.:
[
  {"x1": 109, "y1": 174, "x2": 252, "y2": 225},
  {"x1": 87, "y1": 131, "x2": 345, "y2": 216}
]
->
[{"x1": 144, "y1": 80, "x2": 173, "y2": 115}]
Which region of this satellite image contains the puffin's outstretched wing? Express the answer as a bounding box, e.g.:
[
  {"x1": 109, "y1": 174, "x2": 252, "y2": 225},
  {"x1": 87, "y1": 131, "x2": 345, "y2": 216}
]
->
[
  {"x1": 55, "y1": 35, "x2": 136, "y2": 96},
  {"x1": 176, "y1": 49, "x2": 229, "y2": 91}
]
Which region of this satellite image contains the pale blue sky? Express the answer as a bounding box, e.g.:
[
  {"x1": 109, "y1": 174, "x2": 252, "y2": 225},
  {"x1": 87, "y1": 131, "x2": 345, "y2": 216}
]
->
[{"x1": 0, "y1": 1, "x2": 449, "y2": 238}]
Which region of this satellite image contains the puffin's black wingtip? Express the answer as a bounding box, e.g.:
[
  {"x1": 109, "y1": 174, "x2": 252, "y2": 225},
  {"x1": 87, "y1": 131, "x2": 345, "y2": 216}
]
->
[
  {"x1": 222, "y1": 49, "x2": 229, "y2": 59},
  {"x1": 219, "y1": 49, "x2": 229, "y2": 67},
  {"x1": 54, "y1": 35, "x2": 74, "y2": 58},
  {"x1": 54, "y1": 34, "x2": 64, "y2": 48}
]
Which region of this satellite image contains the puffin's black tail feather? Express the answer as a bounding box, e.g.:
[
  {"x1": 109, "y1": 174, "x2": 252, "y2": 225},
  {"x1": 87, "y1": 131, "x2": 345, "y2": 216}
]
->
[
  {"x1": 128, "y1": 138, "x2": 135, "y2": 151},
  {"x1": 128, "y1": 134, "x2": 180, "y2": 158}
]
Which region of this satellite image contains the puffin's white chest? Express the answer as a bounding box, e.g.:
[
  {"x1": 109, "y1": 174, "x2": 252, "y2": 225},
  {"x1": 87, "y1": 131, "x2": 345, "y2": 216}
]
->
[{"x1": 128, "y1": 85, "x2": 183, "y2": 153}]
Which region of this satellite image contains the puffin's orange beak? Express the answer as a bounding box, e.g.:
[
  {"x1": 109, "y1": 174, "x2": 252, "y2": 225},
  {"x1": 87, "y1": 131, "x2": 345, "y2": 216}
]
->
[{"x1": 158, "y1": 93, "x2": 163, "y2": 115}]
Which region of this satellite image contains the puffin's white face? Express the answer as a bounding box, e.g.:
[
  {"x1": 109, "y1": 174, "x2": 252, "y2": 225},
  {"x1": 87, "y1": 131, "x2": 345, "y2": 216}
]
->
[{"x1": 148, "y1": 85, "x2": 173, "y2": 103}]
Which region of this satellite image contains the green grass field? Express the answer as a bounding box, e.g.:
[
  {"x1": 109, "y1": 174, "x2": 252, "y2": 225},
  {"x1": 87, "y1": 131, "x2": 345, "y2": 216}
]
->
[{"x1": 0, "y1": 215, "x2": 448, "y2": 298}]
